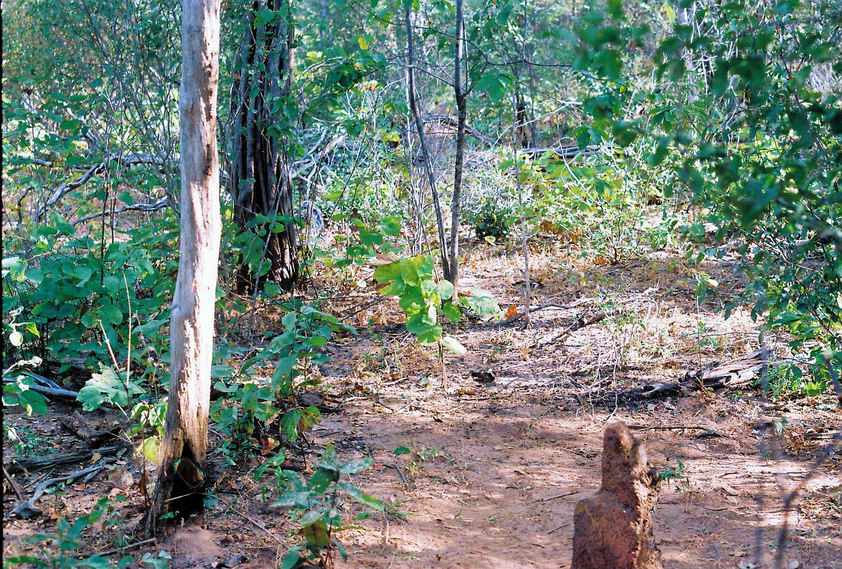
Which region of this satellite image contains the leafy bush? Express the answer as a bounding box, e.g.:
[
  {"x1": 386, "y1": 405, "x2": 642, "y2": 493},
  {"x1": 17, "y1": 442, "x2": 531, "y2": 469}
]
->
[
  {"x1": 267, "y1": 443, "x2": 381, "y2": 569},
  {"x1": 3, "y1": 498, "x2": 164, "y2": 569},
  {"x1": 211, "y1": 302, "x2": 354, "y2": 463},
  {"x1": 468, "y1": 197, "x2": 517, "y2": 242},
  {"x1": 1, "y1": 214, "x2": 179, "y2": 380},
  {"x1": 373, "y1": 254, "x2": 500, "y2": 353},
  {"x1": 574, "y1": 0, "x2": 842, "y2": 393}
]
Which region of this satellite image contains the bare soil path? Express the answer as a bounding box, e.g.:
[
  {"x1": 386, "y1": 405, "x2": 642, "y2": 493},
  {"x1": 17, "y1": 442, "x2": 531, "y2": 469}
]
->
[{"x1": 3, "y1": 242, "x2": 840, "y2": 568}]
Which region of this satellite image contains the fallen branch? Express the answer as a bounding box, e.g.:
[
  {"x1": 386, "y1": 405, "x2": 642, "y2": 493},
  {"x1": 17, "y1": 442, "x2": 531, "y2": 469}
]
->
[
  {"x1": 639, "y1": 349, "x2": 771, "y2": 399},
  {"x1": 520, "y1": 144, "x2": 604, "y2": 159},
  {"x1": 97, "y1": 537, "x2": 159, "y2": 557},
  {"x1": 3, "y1": 466, "x2": 24, "y2": 501},
  {"x1": 1, "y1": 376, "x2": 80, "y2": 401},
  {"x1": 6, "y1": 443, "x2": 130, "y2": 475},
  {"x1": 685, "y1": 348, "x2": 770, "y2": 388},
  {"x1": 35, "y1": 152, "x2": 171, "y2": 221},
  {"x1": 490, "y1": 298, "x2": 592, "y2": 328},
  {"x1": 20, "y1": 371, "x2": 63, "y2": 390},
  {"x1": 561, "y1": 312, "x2": 606, "y2": 336},
  {"x1": 216, "y1": 495, "x2": 285, "y2": 545},
  {"x1": 539, "y1": 490, "x2": 579, "y2": 502},
  {"x1": 385, "y1": 463, "x2": 409, "y2": 489},
  {"x1": 419, "y1": 113, "x2": 495, "y2": 146},
  {"x1": 36, "y1": 162, "x2": 104, "y2": 221},
  {"x1": 12, "y1": 459, "x2": 114, "y2": 519}
]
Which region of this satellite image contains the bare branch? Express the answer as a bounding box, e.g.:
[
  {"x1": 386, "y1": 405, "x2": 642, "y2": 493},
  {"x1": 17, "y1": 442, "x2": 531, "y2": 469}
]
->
[
  {"x1": 35, "y1": 152, "x2": 172, "y2": 221},
  {"x1": 72, "y1": 197, "x2": 170, "y2": 226}
]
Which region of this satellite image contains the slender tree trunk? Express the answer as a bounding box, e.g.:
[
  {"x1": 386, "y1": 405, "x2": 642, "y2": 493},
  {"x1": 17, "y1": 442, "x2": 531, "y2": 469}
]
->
[
  {"x1": 512, "y1": 89, "x2": 531, "y2": 328},
  {"x1": 405, "y1": 2, "x2": 450, "y2": 279},
  {"x1": 448, "y1": 0, "x2": 467, "y2": 296},
  {"x1": 229, "y1": 0, "x2": 299, "y2": 294},
  {"x1": 147, "y1": 0, "x2": 221, "y2": 535}
]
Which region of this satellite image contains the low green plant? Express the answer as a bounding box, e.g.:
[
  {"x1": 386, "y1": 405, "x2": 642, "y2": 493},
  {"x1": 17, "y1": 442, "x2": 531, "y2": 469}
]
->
[
  {"x1": 3, "y1": 423, "x2": 52, "y2": 457},
  {"x1": 658, "y1": 457, "x2": 689, "y2": 493},
  {"x1": 1, "y1": 213, "x2": 179, "y2": 387},
  {"x1": 211, "y1": 302, "x2": 354, "y2": 463},
  {"x1": 268, "y1": 443, "x2": 382, "y2": 569},
  {"x1": 372, "y1": 254, "x2": 499, "y2": 354},
  {"x1": 467, "y1": 197, "x2": 517, "y2": 242},
  {"x1": 2, "y1": 374, "x2": 49, "y2": 416},
  {"x1": 764, "y1": 362, "x2": 825, "y2": 398}
]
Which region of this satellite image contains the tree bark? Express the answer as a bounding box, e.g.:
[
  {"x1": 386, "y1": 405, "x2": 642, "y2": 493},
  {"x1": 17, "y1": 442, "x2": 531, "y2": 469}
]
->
[
  {"x1": 228, "y1": 0, "x2": 299, "y2": 294},
  {"x1": 147, "y1": 0, "x2": 221, "y2": 535},
  {"x1": 405, "y1": 2, "x2": 450, "y2": 280},
  {"x1": 447, "y1": 0, "x2": 467, "y2": 296}
]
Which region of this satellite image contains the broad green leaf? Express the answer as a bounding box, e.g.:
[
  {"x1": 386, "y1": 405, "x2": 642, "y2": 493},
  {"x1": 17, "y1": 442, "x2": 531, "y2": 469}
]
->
[
  {"x1": 373, "y1": 262, "x2": 402, "y2": 283},
  {"x1": 441, "y1": 302, "x2": 461, "y2": 324},
  {"x1": 308, "y1": 466, "x2": 339, "y2": 494},
  {"x1": 281, "y1": 409, "x2": 303, "y2": 441},
  {"x1": 437, "y1": 279, "x2": 454, "y2": 300},
  {"x1": 440, "y1": 335, "x2": 467, "y2": 355},
  {"x1": 99, "y1": 303, "x2": 123, "y2": 326},
  {"x1": 19, "y1": 389, "x2": 48, "y2": 415},
  {"x1": 301, "y1": 518, "x2": 331, "y2": 547},
  {"x1": 339, "y1": 457, "x2": 372, "y2": 474},
  {"x1": 280, "y1": 548, "x2": 301, "y2": 569}
]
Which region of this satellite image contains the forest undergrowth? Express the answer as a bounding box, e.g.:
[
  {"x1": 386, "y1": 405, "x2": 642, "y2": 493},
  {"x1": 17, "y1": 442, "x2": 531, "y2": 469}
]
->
[{"x1": 4, "y1": 227, "x2": 840, "y2": 569}]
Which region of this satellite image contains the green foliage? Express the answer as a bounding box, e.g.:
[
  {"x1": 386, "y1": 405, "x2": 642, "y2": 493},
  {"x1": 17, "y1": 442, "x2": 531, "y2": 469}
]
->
[
  {"x1": 2, "y1": 375, "x2": 49, "y2": 416},
  {"x1": 373, "y1": 255, "x2": 499, "y2": 352},
  {"x1": 268, "y1": 443, "x2": 381, "y2": 568},
  {"x1": 4, "y1": 423, "x2": 53, "y2": 457},
  {"x1": 211, "y1": 303, "x2": 354, "y2": 462},
  {"x1": 77, "y1": 365, "x2": 145, "y2": 411},
  {"x1": 467, "y1": 197, "x2": 517, "y2": 242},
  {"x1": 1, "y1": 214, "x2": 179, "y2": 379},
  {"x1": 575, "y1": 0, "x2": 842, "y2": 393},
  {"x1": 658, "y1": 456, "x2": 689, "y2": 493}
]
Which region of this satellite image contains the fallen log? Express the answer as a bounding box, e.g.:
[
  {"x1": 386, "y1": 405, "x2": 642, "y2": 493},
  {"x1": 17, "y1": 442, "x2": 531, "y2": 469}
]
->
[
  {"x1": 520, "y1": 144, "x2": 603, "y2": 159},
  {"x1": 6, "y1": 442, "x2": 130, "y2": 474},
  {"x1": 684, "y1": 348, "x2": 770, "y2": 388},
  {"x1": 639, "y1": 348, "x2": 771, "y2": 399},
  {"x1": 3, "y1": 371, "x2": 81, "y2": 401}
]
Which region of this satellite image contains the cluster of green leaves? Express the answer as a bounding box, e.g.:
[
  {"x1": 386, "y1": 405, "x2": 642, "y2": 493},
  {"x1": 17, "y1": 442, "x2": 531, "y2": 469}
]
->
[
  {"x1": 2, "y1": 214, "x2": 179, "y2": 377},
  {"x1": 373, "y1": 254, "x2": 499, "y2": 353},
  {"x1": 211, "y1": 303, "x2": 354, "y2": 463},
  {"x1": 2, "y1": 358, "x2": 49, "y2": 416},
  {"x1": 659, "y1": 0, "x2": 842, "y2": 391},
  {"x1": 266, "y1": 443, "x2": 381, "y2": 569},
  {"x1": 465, "y1": 196, "x2": 518, "y2": 242}
]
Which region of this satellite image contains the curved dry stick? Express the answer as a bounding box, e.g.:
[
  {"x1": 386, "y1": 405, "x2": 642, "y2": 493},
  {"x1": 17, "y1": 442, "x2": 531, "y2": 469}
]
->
[{"x1": 12, "y1": 459, "x2": 114, "y2": 519}]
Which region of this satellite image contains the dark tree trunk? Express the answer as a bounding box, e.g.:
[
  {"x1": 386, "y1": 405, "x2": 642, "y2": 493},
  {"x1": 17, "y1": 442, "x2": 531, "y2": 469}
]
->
[
  {"x1": 404, "y1": 2, "x2": 450, "y2": 279},
  {"x1": 228, "y1": 0, "x2": 299, "y2": 294},
  {"x1": 447, "y1": 0, "x2": 467, "y2": 296}
]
